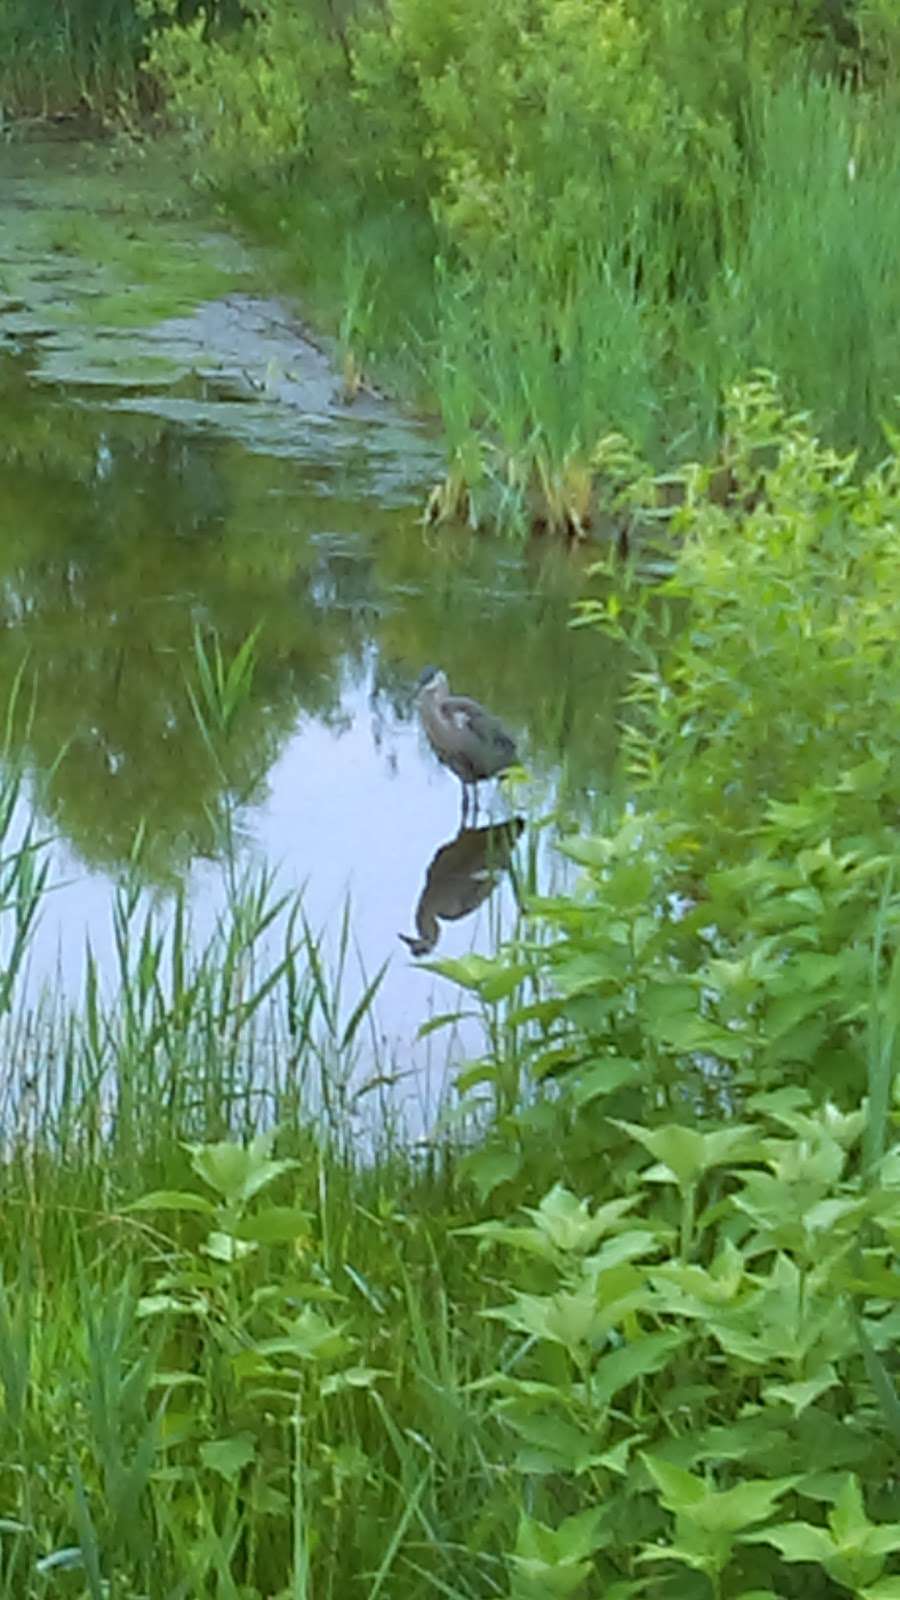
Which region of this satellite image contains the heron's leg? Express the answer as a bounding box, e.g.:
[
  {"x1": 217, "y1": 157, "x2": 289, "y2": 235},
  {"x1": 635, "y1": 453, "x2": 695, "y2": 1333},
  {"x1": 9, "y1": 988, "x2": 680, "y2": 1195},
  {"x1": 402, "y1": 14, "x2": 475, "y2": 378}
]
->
[
  {"x1": 471, "y1": 782, "x2": 480, "y2": 821},
  {"x1": 460, "y1": 781, "x2": 470, "y2": 826}
]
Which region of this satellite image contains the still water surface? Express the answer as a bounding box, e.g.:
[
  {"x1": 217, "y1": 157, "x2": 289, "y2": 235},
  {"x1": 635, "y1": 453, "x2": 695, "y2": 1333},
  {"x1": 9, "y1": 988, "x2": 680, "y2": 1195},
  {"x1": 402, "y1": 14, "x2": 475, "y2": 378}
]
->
[{"x1": 0, "y1": 135, "x2": 622, "y2": 1103}]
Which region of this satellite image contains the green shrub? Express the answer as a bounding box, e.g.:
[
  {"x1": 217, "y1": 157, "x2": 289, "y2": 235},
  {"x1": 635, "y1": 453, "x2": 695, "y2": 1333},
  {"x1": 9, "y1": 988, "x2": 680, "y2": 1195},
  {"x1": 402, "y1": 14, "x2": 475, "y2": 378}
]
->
[
  {"x1": 419, "y1": 377, "x2": 900, "y2": 1594},
  {"x1": 442, "y1": 381, "x2": 900, "y2": 1172},
  {"x1": 145, "y1": 0, "x2": 347, "y2": 175}
]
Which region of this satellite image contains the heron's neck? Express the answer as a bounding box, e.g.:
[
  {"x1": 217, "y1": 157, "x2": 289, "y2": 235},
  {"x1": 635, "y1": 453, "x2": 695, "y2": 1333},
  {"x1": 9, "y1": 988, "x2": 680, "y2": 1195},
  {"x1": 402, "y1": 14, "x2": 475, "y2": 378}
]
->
[{"x1": 414, "y1": 907, "x2": 440, "y2": 951}]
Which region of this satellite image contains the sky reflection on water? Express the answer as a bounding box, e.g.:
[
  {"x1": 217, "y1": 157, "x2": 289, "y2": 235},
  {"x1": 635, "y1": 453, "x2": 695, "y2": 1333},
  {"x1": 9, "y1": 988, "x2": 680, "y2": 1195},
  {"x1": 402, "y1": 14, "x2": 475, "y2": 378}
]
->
[{"x1": 0, "y1": 136, "x2": 623, "y2": 1111}]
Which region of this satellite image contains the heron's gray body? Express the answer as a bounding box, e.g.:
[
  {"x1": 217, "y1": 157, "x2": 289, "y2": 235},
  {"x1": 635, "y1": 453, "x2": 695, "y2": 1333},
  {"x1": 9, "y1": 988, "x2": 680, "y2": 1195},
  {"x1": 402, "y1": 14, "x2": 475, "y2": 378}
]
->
[{"x1": 416, "y1": 668, "x2": 517, "y2": 817}]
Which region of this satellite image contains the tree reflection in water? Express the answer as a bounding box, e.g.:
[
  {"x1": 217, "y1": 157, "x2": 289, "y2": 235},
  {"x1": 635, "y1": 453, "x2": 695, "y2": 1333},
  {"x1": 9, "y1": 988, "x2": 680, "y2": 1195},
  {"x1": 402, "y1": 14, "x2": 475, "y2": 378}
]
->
[{"x1": 0, "y1": 343, "x2": 623, "y2": 894}]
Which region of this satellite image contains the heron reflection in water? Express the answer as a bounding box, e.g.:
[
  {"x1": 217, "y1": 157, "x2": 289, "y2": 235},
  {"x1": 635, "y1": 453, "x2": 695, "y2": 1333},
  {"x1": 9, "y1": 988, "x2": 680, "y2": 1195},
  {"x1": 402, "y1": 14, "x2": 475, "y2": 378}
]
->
[
  {"x1": 400, "y1": 818, "x2": 525, "y2": 957},
  {"x1": 415, "y1": 667, "x2": 518, "y2": 822}
]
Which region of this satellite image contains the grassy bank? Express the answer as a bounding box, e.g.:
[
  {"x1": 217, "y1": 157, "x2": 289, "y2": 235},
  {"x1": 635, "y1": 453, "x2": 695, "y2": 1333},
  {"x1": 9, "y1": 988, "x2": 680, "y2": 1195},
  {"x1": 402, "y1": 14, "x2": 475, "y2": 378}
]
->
[
  {"x1": 136, "y1": 0, "x2": 900, "y2": 537},
  {"x1": 5, "y1": 3, "x2": 900, "y2": 536},
  {"x1": 5, "y1": 390, "x2": 900, "y2": 1595}
]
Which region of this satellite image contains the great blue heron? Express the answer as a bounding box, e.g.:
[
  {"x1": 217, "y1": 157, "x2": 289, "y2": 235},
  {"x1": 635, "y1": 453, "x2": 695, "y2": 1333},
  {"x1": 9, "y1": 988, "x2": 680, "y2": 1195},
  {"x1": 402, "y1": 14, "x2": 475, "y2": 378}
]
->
[
  {"x1": 400, "y1": 818, "x2": 525, "y2": 956},
  {"x1": 415, "y1": 667, "x2": 518, "y2": 820}
]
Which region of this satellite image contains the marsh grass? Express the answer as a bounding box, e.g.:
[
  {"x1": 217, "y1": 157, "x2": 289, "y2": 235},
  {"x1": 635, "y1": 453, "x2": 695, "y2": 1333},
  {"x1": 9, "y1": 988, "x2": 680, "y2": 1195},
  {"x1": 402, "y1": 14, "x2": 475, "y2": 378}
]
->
[
  {"x1": 0, "y1": 822, "x2": 503, "y2": 1596},
  {"x1": 449, "y1": 80, "x2": 900, "y2": 538},
  {"x1": 0, "y1": 644, "x2": 486, "y2": 1594},
  {"x1": 0, "y1": 0, "x2": 146, "y2": 115},
  {"x1": 0, "y1": 632, "x2": 402, "y2": 1177},
  {"x1": 168, "y1": 41, "x2": 900, "y2": 538},
  {"x1": 702, "y1": 80, "x2": 900, "y2": 448},
  {"x1": 222, "y1": 172, "x2": 441, "y2": 403}
]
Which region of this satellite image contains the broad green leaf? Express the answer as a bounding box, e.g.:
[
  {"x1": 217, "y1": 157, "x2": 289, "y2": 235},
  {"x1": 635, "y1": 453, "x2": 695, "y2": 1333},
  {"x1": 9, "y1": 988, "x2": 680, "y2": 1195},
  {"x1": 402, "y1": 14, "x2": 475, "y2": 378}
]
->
[
  {"x1": 784, "y1": 952, "x2": 843, "y2": 990},
  {"x1": 583, "y1": 1229, "x2": 661, "y2": 1275},
  {"x1": 234, "y1": 1206, "x2": 312, "y2": 1244},
  {"x1": 460, "y1": 1143, "x2": 520, "y2": 1201},
  {"x1": 125, "y1": 1190, "x2": 216, "y2": 1215},
  {"x1": 202, "y1": 1231, "x2": 257, "y2": 1263},
  {"x1": 509, "y1": 1555, "x2": 592, "y2": 1596},
  {"x1": 596, "y1": 1434, "x2": 645, "y2": 1475},
  {"x1": 487, "y1": 1287, "x2": 600, "y2": 1350},
  {"x1": 651, "y1": 1239, "x2": 746, "y2": 1306},
  {"x1": 803, "y1": 1197, "x2": 863, "y2": 1235},
  {"x1": 456, "y1": 1221, "x2": 561, "y2": 1262},
  {"x1": 859, "y1": 1527, "x2": 900, "y2": 1558},
  {"x1": 748, "y1": 1087, "x2": 812, "y2": 1118},
  {"x1": 199, "y1": 1434, "x2": 256, "y2": 1481},
  {"x1": 320, "y1": 1366, "x2": 388, "y2": 1396},
  {"x1": 571, "y1": 1058, "x2": 644, "y2": 1103},
  {"x1": 428, "y1": 953, "x2": 527, "y2": 998},
  {"x1": 647, "y1": 1455, "x2": 796, "y2": 1535},
  {"x1": 456, "y1": 1059, "x2": 502, "y2": 1092},
  {"x1": 524, "y1": 1186, "x2": 639, "y2": 1254},
  {"x1": 256, "y1": 1308, "x2": 349, "y2": 1363},
  {"x1": 136, "y1": 1293, "x2": 207, "y2": 1319},
  {"x1": 591, "y1": 1332, "x2": 685, "y2": 1404},
  {"x1": 187, "y1": 1132, "x2": 298, "y2": 1205},
  {"x1": 762, "y1": 1131, "x2": 845, "y2": 1187},
  {"x1": 559, "y1": 833, "x2": 618, "y2": 870},
  {"x1": 498, "y1": 1408, "x2": 607, "y2": 1476},
  {"x1": 615, "y1": 1121, "x2": 755, "y2": 1188},
  {"x1": 635, "y1": 1542, "x2": 715, "y2": 1574},
  {"x1": 820, "y1": 1103, "x2": 868, "y2": 1149},
  {"x1": 709, "y1": 1251, "x2": 854, "y2": 1370},
  {"x1": 515, "y1": 1507, "x2": 606, "y2": 1563},
  {"x1": 764, "y1": 1366, "x2": 839, "y2": 1416},
  {"x1": 642, "y1": 1456, "x2": 706, "y2": 1511},
  {"x1": 829, "y1": 1474, "x2": 868, "y2": 1544},
  {"x1": 251, "y1": 1483, "x2": 291, "y2": 1516},
  {"x1": 689, "y1": 1416, "x2": 773, "y2": 1465},
  {"x1": 642, "y1": 986, "x2": 751, "y2": 1059},
  {"x1": 692, "y1": 1477, "x2": 798, "y2": 1534},
  {"x1": 745, "y1": 1521, "x2": 835, "y2": 1563}
]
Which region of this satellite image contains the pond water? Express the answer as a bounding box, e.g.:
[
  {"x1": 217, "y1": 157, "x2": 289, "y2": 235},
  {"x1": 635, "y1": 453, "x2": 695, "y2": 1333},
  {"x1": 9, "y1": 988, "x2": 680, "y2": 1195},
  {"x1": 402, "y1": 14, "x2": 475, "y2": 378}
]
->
[{"x1": 0, "y1": 133, "x2": 623, "y2": 1112}]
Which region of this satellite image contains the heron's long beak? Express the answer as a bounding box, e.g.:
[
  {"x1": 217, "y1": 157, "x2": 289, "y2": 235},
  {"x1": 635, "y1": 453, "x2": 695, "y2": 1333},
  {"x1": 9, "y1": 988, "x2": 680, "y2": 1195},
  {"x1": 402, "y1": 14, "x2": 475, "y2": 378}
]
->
[{"x1": 398, "y1": 931, "x2": 436, "y2": 957}]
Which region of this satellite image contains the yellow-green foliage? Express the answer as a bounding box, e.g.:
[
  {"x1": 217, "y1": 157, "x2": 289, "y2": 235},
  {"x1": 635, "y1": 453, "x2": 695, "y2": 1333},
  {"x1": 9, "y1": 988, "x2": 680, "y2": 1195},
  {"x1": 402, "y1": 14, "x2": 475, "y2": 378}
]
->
[
  {"x1": 147, "y1": 0, "x2": 870, "y2": 254},
  {"x1": 355, "y1": 0, "x2": 697, "y2": 255},
  {"x1": 144, "y1": 0, "x2": 339, "y2": 173}
]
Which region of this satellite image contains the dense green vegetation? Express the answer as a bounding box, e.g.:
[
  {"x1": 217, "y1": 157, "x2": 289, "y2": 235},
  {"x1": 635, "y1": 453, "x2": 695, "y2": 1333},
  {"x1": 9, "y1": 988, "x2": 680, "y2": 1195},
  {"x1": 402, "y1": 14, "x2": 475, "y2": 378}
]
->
[
  {"x1": 4, "y1": 1, "x2": 900, "y2": 533},
  {"x1": 4, "y1": 1, "x2": 900, "y2": 1594},
  {"x1": 139, "y1": 0, "x2": 900, "y2": 534},
  {"x1": 4, "y1": 387, "x2": 900, "y2": 1595}
]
